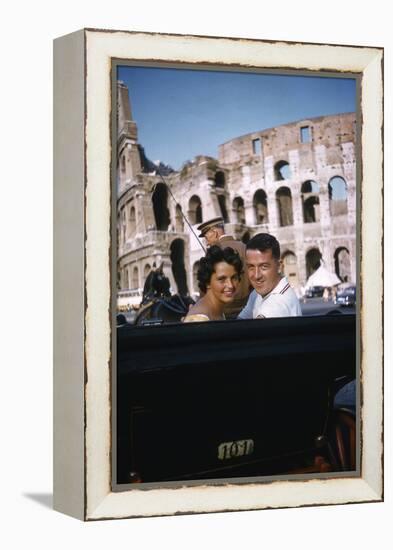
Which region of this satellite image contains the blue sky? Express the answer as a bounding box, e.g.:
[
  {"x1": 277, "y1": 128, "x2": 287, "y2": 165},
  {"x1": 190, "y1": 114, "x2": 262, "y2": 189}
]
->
[{"x1": 118, "y1": 65, "x2": 357, "y2": 170}]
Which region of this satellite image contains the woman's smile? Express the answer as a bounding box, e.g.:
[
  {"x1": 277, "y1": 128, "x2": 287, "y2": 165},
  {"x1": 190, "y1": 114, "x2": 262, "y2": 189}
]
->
[{"x1": 207, "y1": 261, "x2": 240, "y2": 304}]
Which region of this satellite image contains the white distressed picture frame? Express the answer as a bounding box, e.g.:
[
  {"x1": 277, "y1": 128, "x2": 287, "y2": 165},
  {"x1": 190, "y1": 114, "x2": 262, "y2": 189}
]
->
[{"x1": 53, "y1": 29, "x2": 383, "y2": 521}]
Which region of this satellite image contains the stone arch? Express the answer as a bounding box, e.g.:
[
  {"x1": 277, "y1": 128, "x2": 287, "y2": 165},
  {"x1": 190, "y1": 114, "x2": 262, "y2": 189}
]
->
[
  {"x1": 282, "y1": 250, "x2": 299, "y2": 288},
  {"x1": 328, "y1": 176, "x2": 348, "y2": 216},
  {"x1": 303, "y1": 197, "x2": 320, "y2": 223},
  {"x1": 120, "y1": 154, "x2": 126, "y2": 174},
  {"x1": 302, "y1": 180, "x2": 320, "y2": 194},
  {"x1": 214, "y1": 171, "x2": 226, "y2": 188},
  {"x1": 123, "y1": 266, "x2": 130, "y2": 289},
  {"x1": 192, "y1": 260, "x2": 200, "y2": 294},
  {"x1": 274, "y1": 160, "x2": 291, "y2": 181},
  {"x1": 132, "y1": 266, "x2": 139, "y2": 289},
  {"x1": 152, "y1": 182, "x2": 171, "y2": 230},
  {"x1": 232, "y1": 196, "x2": 245, "y2": 224},
  {"x1": 143, "y1": 263, "x2": 151, "y2": 279},
  {"x1": 334, "y1": 247, "x2": 351, "y2": 282},
  {"x1": 242, "y1": 231, "x2": 251, "y2": 244},
  {"x1": 253, "y1": 189, "x2": 268, "y2": 224},
  {"x1": 301, "y1": 180, "x2": 320, "y2": 223},
  {"x1": 175, "y1": 204, "x2": 184, "y2": 232},
  {"x1": 188, "y1": 195, "x2": 202, "y2": 224},
  {"x1": 120, "y1": 207, "x2": 126, "y2": 245},
  {"x1": 129, "y1": 205, "x2": 136, "y2": 236},
  {"x1": 214, "y1": 170, "x2": 229, "y2": 223},
  {"x1": 214, "y1": 171, "x2": 229, "y2": 222},
  {"x1": 276, "y1": 186, "x2": 293, "y2": 226},
  {"x1": 170, "y1": 238, "x2": 189, "y2": 295},
  {"x1": 305, "y1": 248, "x2": 322, "y2": 279}
]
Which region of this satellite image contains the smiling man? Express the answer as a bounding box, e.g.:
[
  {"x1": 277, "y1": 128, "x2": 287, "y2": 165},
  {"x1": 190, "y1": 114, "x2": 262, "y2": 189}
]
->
[{"x1": 238, "y1": 233, "x2": 302, "y2": 319}]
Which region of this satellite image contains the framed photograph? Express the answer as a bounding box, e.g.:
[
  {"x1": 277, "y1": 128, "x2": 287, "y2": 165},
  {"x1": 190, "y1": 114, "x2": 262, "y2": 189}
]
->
[{"x1": 53, "y1": 29, "x2": 383, "y2": 520}]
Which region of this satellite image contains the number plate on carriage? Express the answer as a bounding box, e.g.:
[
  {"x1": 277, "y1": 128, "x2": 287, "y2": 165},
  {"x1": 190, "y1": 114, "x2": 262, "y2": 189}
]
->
[{"x1": 218, "y1": 439, "x2": 254, "y2": 460}]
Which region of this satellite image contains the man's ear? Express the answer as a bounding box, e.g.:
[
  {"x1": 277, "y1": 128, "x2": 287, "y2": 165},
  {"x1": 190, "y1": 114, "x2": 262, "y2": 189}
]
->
[{"x1": 278, "y1": 259, "x2": 284, "y2": 274}]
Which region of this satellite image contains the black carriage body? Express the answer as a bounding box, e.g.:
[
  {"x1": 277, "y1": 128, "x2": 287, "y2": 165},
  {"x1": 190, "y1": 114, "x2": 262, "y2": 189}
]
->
[{"x1": 116, "y1": 315, "x2": 356, "y2": 484}]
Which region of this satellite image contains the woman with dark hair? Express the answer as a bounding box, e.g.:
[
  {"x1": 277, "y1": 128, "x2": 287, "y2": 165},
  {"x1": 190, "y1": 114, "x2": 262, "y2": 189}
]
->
[{"x1": 183, "y1": 245, "x2": 242, "y2": 322}]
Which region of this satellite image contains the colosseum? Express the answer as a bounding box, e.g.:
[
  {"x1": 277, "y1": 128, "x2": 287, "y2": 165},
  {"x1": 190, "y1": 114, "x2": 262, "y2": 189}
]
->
[{"x1": 117, "y1": 81, "x2": 356, "y2": 305}]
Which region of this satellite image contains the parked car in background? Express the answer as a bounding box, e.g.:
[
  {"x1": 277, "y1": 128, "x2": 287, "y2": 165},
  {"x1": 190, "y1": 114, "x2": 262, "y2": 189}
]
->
[
  {"x1": 334, "y1": 285, "x2": 356, "y2": 307},
  {"x1": 305, "y1": 286, "x2": 325, "y2": 298}
]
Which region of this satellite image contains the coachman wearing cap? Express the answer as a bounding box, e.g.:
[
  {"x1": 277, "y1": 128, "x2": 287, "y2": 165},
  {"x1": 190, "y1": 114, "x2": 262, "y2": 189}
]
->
[{"x1": 197, "y1": 217, "x2": 251, "y2": 318}]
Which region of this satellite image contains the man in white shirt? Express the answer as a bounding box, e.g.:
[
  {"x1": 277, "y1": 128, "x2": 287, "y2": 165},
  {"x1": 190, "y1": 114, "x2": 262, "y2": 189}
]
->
[{"x1": 238, "y1": 233, "x2": 302, "y2": 319}]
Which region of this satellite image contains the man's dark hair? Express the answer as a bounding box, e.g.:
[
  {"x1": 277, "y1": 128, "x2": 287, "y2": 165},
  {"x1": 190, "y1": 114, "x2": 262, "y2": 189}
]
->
[
  {"x1": 197, "y1": 245, "x2": 243, "y2": 293},
  {"x1": 246, "y1": 233, "x2": 280, "y2": 260}
]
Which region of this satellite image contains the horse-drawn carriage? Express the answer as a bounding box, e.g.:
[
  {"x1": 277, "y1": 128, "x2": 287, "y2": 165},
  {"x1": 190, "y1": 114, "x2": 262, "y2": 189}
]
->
[
  {"x1": 116, "y1": 313, "x2": 356, "y2": 484},
  {"x1": 128, "y1": 265, "x2": 194, "y2": 326}
]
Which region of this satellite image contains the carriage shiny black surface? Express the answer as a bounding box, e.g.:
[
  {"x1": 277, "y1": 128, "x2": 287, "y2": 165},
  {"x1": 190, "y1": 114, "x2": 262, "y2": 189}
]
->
[{"x1": 115, "y1": 314, "x2": 356, "y2": 485}]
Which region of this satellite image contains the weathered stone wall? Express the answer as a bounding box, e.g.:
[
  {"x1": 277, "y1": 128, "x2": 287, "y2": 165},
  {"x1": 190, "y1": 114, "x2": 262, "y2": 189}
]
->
[{"x1": 214, "y1": 113, "x2": 356, "y2": 289}]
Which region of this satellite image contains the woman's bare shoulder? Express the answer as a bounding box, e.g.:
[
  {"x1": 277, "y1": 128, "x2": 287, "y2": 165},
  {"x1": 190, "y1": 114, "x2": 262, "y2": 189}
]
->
[{"x1": 183, "y1": 313, "x2": 210, "y2": 323}]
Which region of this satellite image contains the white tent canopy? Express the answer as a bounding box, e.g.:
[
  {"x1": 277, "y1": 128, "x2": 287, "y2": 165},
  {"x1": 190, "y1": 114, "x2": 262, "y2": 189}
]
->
[{"x1": 305, "y1": 264, "x2": 341, "y2": 289}]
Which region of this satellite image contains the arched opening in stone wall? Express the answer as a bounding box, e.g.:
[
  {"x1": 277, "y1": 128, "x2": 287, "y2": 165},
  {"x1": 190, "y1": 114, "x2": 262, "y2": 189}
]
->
[
  {"x1": 274, "y1": 160, "x2": 291, "y2": 181},
  {"x1": 242, "y1": 231, "x2": 250, "y2": 244},
  {"x1": 120, "y1": 154, "x2": 126, "y2": 174},
  {"x1": 214, "y1": 171, "x2": 229, "y2": 222},
  {"x1": 143, "y1": 263, "x2": 151, "y2": 280},
  {"x1": 302, "y1": 180, "x2": 319, "y2": 193},
  {"x1": 170, "y1": 239, "x2": 189, "y2": 296},
  {"x1": 301, "y1": 180, "x2": 320, "y2": 223},
  {"x1": 328, "y1": 176, "x2": 348, "y2": 216},
  {"x1": 214, "y1": 171, "x2": 226, "y2": 188},
  {"x1": 253, "y1": 189, "x2": 268, "y2": 224},
  {"x1": 188, "y1": 195, "x2": 203, "y2": 224},
  {"x1": 282, "y1": 251, "x2": 299, "y2": 288},
  {"x1": 305, "y1": 248, "x2": 322, "y2": 279},
  {"x1": 276, "y1": 187, "x2": 293, "y2": 226},
  {"x1": 121, "y1": 208, "x2": 126, "y2": 245},
  {"x1": 334, "y1": 247, "x2": 351, "y2": 282},
  {"x1": 132, "y1": 266, "x2": 139, "y2": 289},
  {"x1": 192, "y1": 260, "x2": 200, "y2": 294},
  {"x1": 175, "y1": 204, "x2": 184, "y2": 232},
  {"x1": 232, "y1": 196, "x2": 245, "y2": 224},
  {"x1": 152, "y1": 183, "x2": 171, "y2": 230},
  {"x1": 123, "y1": 267, "x2": 129, "y2": 289},
  {"x1": 129, "y1": 205, "x2": 136, "y2": 236},
  {"x1": 303, "y1": 197, "x2": 320, "y2": 223}
]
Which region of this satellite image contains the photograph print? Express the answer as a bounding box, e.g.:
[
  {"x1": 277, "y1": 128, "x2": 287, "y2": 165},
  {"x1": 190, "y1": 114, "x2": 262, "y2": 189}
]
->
[{"x1": 114, "y1": 64, "x2": 358, "y2": 487}]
